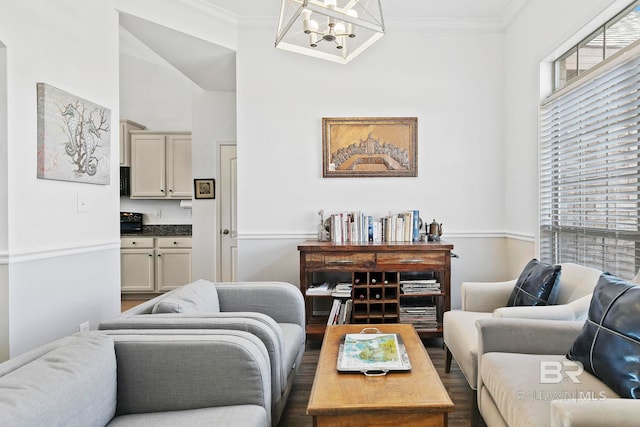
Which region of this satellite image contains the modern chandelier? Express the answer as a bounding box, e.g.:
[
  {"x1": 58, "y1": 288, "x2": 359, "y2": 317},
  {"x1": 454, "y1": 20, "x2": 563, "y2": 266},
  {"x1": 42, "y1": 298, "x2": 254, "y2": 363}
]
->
[{"x1": 275, "y1": 0, "x2": 385, "y2": 64}]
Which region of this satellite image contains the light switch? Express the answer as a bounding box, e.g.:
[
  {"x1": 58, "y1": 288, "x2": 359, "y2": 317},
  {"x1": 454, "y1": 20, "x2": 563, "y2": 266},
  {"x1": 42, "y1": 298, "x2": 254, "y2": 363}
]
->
[{"x1": 77, "y1": 193, "x2": 88, "y2": 213}]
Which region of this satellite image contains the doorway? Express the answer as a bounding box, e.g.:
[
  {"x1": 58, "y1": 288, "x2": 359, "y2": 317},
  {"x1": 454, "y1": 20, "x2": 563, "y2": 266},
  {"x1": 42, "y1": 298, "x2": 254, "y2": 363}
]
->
[{"x1": 218, "y1": 143, "x2": 237, "y2": 281}]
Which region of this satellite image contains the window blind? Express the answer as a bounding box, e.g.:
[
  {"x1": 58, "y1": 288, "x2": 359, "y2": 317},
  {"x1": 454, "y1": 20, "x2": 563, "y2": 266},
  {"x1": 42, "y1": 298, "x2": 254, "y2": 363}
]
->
[{"x1": 540, "y1": 51, "x2": 640, "y2": 280}]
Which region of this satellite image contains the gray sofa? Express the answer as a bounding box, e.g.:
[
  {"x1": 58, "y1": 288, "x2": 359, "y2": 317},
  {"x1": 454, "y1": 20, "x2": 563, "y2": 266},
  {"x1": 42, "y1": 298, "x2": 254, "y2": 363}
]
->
[
  {"x1": 476, "y1": 317, "x2": 640, "y2": 427},
  {"x1": 98, "y1": 280, "x2": 305, "y2": 426},
  {"x1": 0, "y1": 330, "x2": 272, "y2": 427}
]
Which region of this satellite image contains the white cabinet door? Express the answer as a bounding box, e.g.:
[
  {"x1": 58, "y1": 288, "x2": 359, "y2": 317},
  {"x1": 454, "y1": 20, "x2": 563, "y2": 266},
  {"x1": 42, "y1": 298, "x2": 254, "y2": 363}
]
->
[
  {"x1": 121, "y1": 249, "x2": 155, "y2": 292},
  {"x1": 130, "y1": 134, "x2": 166, "y2": 198},
  {"x1": 120, "y1": 120, "x2": 145, "y2": 166},
  {"x1": 166, "y1": 135, "x2": 192, "y2": 199},
  {"x1": 156, "y1": 248, "x2": 192, "y2": 292}
]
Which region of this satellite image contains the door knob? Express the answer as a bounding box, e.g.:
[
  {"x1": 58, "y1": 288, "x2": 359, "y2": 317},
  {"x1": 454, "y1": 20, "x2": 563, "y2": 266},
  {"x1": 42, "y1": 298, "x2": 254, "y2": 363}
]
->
[{"x1": 222, "y1": 229, "x2": 230, "y2": 235}]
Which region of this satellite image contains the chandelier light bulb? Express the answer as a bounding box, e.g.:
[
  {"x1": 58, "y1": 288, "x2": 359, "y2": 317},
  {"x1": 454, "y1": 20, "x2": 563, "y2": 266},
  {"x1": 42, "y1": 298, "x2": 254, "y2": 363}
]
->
[
  {"x1": 346, "y1": 9, "x2": 358, "y2": 37},
  {"x1": 324, "y1": 0, "x2": 337, "y2": 9},
  {"x1": 302, "y1": 9, "x2": 313, "y2": 34}
]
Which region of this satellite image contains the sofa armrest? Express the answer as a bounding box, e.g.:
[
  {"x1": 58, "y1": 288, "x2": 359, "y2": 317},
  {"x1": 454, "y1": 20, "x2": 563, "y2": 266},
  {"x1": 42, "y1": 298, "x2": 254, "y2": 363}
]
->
[
  {"x1": 551, "y1": 399, "x2": 639, "y2": 427},
  {"x1": 99, "y1": 314, "x2": 286, "y2": 401},
  {"x1": 492, "y1": 294, "x2": 593, "y2": 321},
  {"x1": 216, "y1": 282, "x2": 305, "y2": 328},
  {"x1": 109, "y1": 331, "x2": 271, "y2": 421},
  {"x1": 493, "y1": 304, "x2": 576, "y2": 320},
  {"x1": 461, "y1": 280, "x2": 516, "y2": 312},
  {"x1": 476, "y1": 318, "x2": 584, "y2": 356}
]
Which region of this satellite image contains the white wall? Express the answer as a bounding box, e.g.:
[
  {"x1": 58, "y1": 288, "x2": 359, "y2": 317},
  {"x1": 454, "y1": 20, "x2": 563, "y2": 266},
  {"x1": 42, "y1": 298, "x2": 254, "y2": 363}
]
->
[
  {"x1": 236, "y1": 22, "x2": 514, "y2": 300},
  {"x1": 0, "y1": 0, "x2": 121, "y2": 358},
  {"x1": 502, "y1": 0, "x2": 626, "y2": 243},
  {"x1": 191, "y1": 89, "x2": 236, "y2": 281}
]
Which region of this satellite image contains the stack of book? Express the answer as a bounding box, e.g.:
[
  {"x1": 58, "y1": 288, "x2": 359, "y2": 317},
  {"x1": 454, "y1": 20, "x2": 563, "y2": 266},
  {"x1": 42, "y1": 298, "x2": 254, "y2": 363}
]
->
[
  {"x1": 328, "y1": 210, "x2": 421, "y2": 243},
  {"x1": 399, "y1": 304, "x2": 438, "y2": 330},
  {"x1": 305, "y1": 282, "x2": 333, "y2": 296},
  {"x1": 331, "y1": 283, "x2": 352, "y2": 298},
  {"x1": 400, "y1": 279, "x2": 441, "y2": 294},
  {"x1": 327, "y1": 299, "x2": 353, "y2": 325}
]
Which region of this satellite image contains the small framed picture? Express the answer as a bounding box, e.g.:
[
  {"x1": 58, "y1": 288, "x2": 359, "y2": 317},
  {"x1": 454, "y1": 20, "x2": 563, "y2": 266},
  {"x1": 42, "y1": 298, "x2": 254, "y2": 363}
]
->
[{"x1": 194, "y1": 179, "x2": 215, "y2": 199}]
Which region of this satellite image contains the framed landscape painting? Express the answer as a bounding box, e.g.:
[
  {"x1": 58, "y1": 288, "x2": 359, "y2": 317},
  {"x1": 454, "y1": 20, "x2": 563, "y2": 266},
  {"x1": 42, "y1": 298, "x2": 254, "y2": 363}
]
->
[
  {"x1": 37, "y1": 83, "x2": 111, "y2": 185},
  {"x1": 322, "y1": 117, "x2": 418, "y2": 178}
]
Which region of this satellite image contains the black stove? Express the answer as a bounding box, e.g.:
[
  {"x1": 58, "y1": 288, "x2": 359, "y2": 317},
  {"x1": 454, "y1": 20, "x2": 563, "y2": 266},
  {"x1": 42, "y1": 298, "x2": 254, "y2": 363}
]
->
[{"x1": 120, "y1": 212, "x2": 143, "y2": 233}]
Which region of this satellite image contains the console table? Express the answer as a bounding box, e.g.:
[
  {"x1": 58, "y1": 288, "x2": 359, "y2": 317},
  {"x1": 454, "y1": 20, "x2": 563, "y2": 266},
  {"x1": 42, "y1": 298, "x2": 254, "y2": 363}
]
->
[{"x1": 298, "y1": 240, "x2": 453, "y2": 340}]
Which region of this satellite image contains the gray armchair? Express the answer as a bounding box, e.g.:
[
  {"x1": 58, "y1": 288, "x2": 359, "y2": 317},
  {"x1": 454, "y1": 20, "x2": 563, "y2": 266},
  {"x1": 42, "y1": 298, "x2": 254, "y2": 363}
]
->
[
  {"x1": 99, "y1": 280, "x2": 305, "y2": 426},
  {"x1": 442, "y1": 262, "x2": 602, "y2": 425}
]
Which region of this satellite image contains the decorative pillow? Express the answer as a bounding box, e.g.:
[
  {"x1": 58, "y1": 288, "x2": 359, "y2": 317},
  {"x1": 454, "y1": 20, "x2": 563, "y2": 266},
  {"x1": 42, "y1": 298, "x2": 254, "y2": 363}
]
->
[
  {"x1": 506, "y1": 259, "x2": 561, "y2": 306},
  {"x1": 567, "y1": 273, "x2": 640, "y2": 398},
  {"x1": 151, "y1": 280, "x2": 220, "y2": 314}
]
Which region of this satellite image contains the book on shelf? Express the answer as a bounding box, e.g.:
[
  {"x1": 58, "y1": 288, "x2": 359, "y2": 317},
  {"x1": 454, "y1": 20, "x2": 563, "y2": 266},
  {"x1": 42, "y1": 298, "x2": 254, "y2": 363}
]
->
[
  {"x1": 306, "y1": 281, "x2": 353, "y2": 297},
  {"x1": 306, "y1": 281, "x2": 333, "y2": 296},
  {"x1": 399, "y1": 304, "x2": 438, "y2": 330},
  {"x1": 327, "y1": 299, "x2": 353, "y2": 325},
  {"x1": 400, "y1": 279, "x2": 441, "y2": 295},
  {"x1": 327, "y1": 210, "x2": 422, "y2": 243},
  {"x1": 331, "y1": 282, "x2": 352, "y2": 298}
]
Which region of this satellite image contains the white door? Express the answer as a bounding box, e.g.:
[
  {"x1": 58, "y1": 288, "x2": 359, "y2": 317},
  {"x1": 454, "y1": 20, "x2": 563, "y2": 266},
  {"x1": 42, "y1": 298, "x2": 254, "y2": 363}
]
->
[{"x1": 219, "y1": 144, "x2": 237, "y2": 281}]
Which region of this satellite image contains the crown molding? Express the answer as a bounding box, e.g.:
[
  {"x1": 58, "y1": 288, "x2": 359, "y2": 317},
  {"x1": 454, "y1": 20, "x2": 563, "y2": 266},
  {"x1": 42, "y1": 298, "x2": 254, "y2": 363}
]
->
[
  {"x1": 500, "y1": 0, "x2": 529, "y2": 30},
  {"x1": 175, "y1": 0, "x2": 239, "y2": 25}
]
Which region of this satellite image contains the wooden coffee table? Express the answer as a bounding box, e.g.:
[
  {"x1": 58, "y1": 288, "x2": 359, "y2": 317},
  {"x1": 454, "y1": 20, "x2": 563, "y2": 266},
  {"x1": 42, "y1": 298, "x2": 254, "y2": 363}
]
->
[{"x1": 307, "y1": 324, "x2": 454, "y2": 427}]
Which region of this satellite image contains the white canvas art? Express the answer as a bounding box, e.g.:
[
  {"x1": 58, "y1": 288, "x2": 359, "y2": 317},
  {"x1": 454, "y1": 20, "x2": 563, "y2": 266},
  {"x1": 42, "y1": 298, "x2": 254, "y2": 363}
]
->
[{"x1": 37, "y1": 83, "x2": 111, "y2": 184}]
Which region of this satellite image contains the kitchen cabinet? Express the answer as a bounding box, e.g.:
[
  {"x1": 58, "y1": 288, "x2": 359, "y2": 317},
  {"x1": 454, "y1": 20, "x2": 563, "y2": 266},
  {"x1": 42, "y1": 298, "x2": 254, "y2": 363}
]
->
[
  {"x1": 121, "y1": 236, "x2": 192, "y2": 294},
  {"x1": 119, "y1": 119, "x2": 146, "y2": 166},
  {"x1": 129, "y1": 131, "x2": 192, "y2": 199}
]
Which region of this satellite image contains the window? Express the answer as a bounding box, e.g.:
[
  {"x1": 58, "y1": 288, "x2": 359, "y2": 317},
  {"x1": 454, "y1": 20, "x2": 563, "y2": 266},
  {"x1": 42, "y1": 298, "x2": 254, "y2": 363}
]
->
[
  {"x1": 540, "y1": 46, "x2": 640, "y2": 279},
  {"x1": 554, "y1": 1, "x2": 640, "y2": 90}
]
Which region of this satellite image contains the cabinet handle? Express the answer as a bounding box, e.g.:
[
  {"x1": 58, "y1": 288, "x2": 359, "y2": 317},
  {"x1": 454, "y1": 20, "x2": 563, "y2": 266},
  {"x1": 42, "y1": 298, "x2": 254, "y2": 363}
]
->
[
  {"x1": 161, "y1": 189, "x2": 165, "y2": 192},
  {"x1": 132, "y1": 241, "x2": 136, "y2": 245},
  {"x1": 148, "y1": 253, "x2": 152, "y2": 257},
  {"x1": 169, "y1": 189, "x2": 173, "y2": 192},
  {"x1": 326, "y1": 260, "x2": 354, "y2": 265},
  {"x1": 157, "y1": 254, "x2": 162, "y2": 257},
  {"x1": 399, "y1": 259, "x2": 424, "y2": 264},
  {"x1": 173, "y1": 241, "x2": 178, "y2": 245}
]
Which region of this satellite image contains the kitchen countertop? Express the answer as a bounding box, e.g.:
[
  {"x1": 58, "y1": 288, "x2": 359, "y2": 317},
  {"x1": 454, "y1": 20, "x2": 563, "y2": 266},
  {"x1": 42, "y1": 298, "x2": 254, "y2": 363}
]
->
[{"x1": 121, "y1": 224, "x2": 192, "y2": 237}]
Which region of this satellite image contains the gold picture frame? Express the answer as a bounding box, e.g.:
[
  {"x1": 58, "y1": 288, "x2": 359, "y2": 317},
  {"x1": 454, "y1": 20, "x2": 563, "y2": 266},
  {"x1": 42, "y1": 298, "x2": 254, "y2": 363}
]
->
[{"x1": 322, "y1": 117, "x2": 418, "y2": 178}]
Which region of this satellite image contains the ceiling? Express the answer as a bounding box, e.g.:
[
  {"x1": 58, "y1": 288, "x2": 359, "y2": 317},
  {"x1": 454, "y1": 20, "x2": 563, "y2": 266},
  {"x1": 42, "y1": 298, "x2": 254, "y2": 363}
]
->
[{"x1": 119, "y1": 0, "x2": 522, "y2": 91}]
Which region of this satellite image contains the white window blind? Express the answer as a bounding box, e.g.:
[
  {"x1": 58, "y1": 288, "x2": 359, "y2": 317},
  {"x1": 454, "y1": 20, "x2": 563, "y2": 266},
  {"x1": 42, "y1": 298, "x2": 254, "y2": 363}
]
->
[{"x1": 540, "y1": 51, "x2": 640, "y2": 279}]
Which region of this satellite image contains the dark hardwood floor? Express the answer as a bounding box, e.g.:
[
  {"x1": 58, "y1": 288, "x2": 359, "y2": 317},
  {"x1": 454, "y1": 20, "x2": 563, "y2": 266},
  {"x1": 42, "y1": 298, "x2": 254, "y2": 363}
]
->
[{"x1": 279, "y1": 337, "x2": 486, "y2": 427}]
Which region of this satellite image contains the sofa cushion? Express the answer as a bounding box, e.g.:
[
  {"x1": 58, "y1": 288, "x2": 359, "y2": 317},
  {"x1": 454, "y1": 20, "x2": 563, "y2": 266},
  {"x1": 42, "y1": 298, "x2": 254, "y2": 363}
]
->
[
  {"x1": 481, "y1": 352, "x2": 618, "y2": 427},
  {"x1": 152, "y1": 280, "x2": 220, "y2": 314},
  {"x1": 108, "y1": 404, "x2": 268, "y2": 427},
  {"x1": 0, "y1": 333, "x2": 117, "y2": 427},
  {"x1": 507, "y1": 259, "x2": 561, "y2": 307},
  {"x1": 567, "y1": 273, "x2": 640, "y2": 398}
]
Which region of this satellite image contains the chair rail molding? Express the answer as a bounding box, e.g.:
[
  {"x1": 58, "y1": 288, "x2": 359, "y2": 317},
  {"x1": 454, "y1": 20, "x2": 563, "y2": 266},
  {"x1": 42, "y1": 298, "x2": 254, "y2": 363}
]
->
[
  {"x1": 6, "y1": 241, "x2": 120, "y2": 264},
  {"x1": 237, "y1": 230, "x2": 536, "y2": 241}
]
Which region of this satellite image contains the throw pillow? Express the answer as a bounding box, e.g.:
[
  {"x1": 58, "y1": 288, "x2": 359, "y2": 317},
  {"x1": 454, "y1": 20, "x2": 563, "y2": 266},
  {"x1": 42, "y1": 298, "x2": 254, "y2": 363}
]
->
[
  {"x1": 151, "y1": 280, "x2": 220, "y2": 314},
  {"x1": 567, "y1": 273, "x2": 640, "y2": 398},
  {"x1": 506, "y1": 259, "x2": 562, "y2": 306}
]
